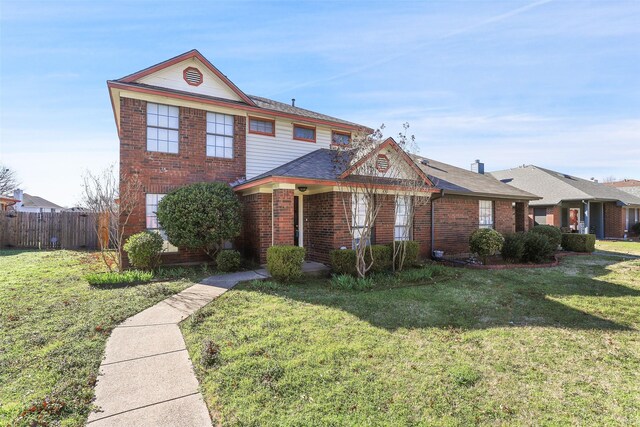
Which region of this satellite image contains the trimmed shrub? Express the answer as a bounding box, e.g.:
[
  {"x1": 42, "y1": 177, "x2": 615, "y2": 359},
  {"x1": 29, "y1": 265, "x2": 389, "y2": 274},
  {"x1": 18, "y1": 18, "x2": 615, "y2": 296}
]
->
[
  {"x1": 530, "y1": 225, "x2": 562, "y2": 249},
  {"x1": 156, "y1": 182, "x2": 242, "y2": 258},
  {"x1": 123, "y1": 231, "x2": 164, "y2": 270},
  {"x1": 369, "y1": 245, "x2": 392, "y2": 273},
  {"x1": 561, "y1": 233, "x2": 596, "y2": 252},
  {"x1": 216, "y1": 250, "x2": 242, "y2": 272},
  {"x1": 266, "y1": 245, "x2": 305, "y2": 282},
  {"x1": 389, "y1": 240, "x2": 420, "y2": 269},
  {"x1": 501, "y1": 233, "x2": 526, "y2": 262},
  {"x1": 469, "y1": 228, "x2": 504, "y2": 263},
  {"x1": 631, "y1": 222, "x2": 640, "y2": 235},
  {"x1": 523, "y1": 232, "x2": 555, "y2": 263},
  {"x1": 85, "y1": 270, "x2": 154, "y2": 286},
  {"x1": 330, "y1": 249, "x2": 357, "y2": 275}
]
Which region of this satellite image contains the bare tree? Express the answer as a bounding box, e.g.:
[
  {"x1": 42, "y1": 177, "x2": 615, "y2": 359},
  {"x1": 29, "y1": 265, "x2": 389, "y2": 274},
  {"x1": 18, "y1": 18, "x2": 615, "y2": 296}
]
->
[
  {"x1": 602, "y1": 175, "x2": 617, "y2": 183},
  {"x1": 0, "y1": 165, "x2": 19, "y2": 196},
  {"x1": 81, "y1": 165, "x2": 142, "y2": 271},
  {"x1": 333, "y1": 123, "x2": 433, "y2": 277}
]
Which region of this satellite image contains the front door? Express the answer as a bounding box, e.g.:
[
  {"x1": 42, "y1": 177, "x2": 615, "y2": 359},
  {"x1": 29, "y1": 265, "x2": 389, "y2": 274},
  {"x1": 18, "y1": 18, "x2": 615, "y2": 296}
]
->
[{"x1": 294, "y1": 196, "x2": 299, "y2": 246}]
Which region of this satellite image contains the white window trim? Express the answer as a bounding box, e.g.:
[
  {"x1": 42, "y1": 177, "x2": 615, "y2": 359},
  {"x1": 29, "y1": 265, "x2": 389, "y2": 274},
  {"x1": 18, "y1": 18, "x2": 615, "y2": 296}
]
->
[
  {"x1": 145, "y1": 193, "x2": 178, "y2": 253},
  {"x1": 206, "y1": 112, "x2": 234, "y2": 159},
  {"x1": 146, "y1": 103, "x2": 179, "y2": 154},
  {"x1": 394, "y1": 195, "x2": 411, "y2": 241},
  {"x1": 479, "y1": 200, "x2": 494, "y2": 229}
]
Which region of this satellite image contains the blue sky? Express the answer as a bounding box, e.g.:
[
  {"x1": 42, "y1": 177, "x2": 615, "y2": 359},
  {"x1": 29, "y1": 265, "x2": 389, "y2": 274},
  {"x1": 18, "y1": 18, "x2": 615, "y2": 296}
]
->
[{"x1": 1, "y1": 0, "x2": 639, "y2": 206}]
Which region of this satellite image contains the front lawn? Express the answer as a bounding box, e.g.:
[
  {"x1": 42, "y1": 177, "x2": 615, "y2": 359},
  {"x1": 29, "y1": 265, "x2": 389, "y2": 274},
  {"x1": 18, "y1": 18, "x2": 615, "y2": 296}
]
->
[
  {"x1": 0, "y1": 250, "x2": 208, "y2": 426},
  {"x1": 183, "y1": 253, "x2": 640, "y2": 426},
  {"x1": 596, "y1": 239, "x2": 640, "y2": 256}
]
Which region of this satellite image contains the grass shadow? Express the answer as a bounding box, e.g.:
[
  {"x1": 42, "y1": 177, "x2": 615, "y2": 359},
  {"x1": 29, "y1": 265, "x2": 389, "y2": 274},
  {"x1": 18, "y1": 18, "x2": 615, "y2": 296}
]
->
[{"x1": 237, "y1": 255, "x2": 639, "y2": 332}]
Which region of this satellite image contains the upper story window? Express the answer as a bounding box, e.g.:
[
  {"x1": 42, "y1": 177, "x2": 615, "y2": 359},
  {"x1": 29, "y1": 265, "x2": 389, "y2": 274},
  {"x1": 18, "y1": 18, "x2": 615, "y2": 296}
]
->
[
  {"x1": 147, "y1": 103, "x2": 179, "y2": 154},
  {"x1": 395, "y1": 196, "x2": 411, "y2": 241},
  {"x1": 249, "y1": 117, "x2": 275, "y2": 136},
  {"x1": 206, "y1": 112, "x2": 234, "y2": 159},
  {"x1": 293, "y1": 124, "x2": 316, "y2": 142},
  {"x1": 479, "y1": 200, "x2": 494, "y2": 229},
  {"x1": 332, "y1": 131, "x2": 351, "y2": 146}
]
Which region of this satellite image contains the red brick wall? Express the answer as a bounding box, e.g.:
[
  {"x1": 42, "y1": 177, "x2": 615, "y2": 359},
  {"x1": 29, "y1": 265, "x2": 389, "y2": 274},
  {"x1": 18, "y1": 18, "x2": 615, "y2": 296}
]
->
[
  {"x1": 374, "y1": 194, "x2": 395, "y2": 244},
  {"x1": 432, "y1": 196, "x2": 479, "y2": 254},
  {"x1": 604, "y1": 202, "x2": 624, "y2": 238},
  {"x1": 303, "y1": 192, "x2": 351, "y2": 264},
  {"x1": 413, "y1": 196, "x2": 432, "y2": 259},
  {"x1": 242, "y1": 193, "x2": 272, "y2": 263},
  {"x1": 273, "y1": 189, "x2": 294, "y2": 246},
  {"x1": 515, "y1": 202, "x2": 528, "y2": 232},
  {"x1": 119, "y1": 97, "x2": 247, "y2": 265},
  {"x1": 495, "y1": 200, "x2": 515, "y2": 235}
]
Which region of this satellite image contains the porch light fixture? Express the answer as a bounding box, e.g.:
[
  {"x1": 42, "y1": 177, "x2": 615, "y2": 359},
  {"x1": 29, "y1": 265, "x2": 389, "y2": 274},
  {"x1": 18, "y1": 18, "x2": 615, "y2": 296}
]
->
[{"x1": 297, "y1": 186, "x2": 308, "y2": 193}]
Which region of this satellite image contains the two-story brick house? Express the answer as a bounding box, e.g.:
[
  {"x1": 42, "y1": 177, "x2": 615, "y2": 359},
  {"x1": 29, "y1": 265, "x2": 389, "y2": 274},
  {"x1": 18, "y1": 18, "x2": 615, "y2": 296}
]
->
[{"x1": 108, "y1": 50, "x2": 537, "y2": 265}]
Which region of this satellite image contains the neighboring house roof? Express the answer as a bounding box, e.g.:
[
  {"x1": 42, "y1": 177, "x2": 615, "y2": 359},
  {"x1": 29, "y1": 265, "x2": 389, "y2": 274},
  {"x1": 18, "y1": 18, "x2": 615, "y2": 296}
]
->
[
  {"x1": 412, "y1": 156, "x2": 538, "y2": 200},
  {"x1": 236, "y1": 148, "x2": 539, "y2": 200},
  {"x1": 604, "y1": 179, "x2": 640, "y2": 199},
  {"x1": 19, "y1": 193, "x2": 64, "y2": 210},
  {"x1": 489, "y1": 166, "x2": 640, "y2": 207}
]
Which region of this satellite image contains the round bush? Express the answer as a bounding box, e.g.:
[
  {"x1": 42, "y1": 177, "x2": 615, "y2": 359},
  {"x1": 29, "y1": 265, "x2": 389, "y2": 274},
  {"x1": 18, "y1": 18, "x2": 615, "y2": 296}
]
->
[
  {"x1": 267, "y1": 245, "x2": 305, "y2": 282},
  {"x1": 501, "y1": 233, "x2": 525, "y2": 262},
  {"x1": 530, "y1": 225, "x2": 562, "y2": 249},
  {"x1": 123, "y1": 231, "x2": 164, "y2": 270},
  {"x1": 156, "y1": 182, "x2": 242, "y2": 258},
  {"x1": 469, "y1": 228, "x2": 504, "y2": 263},
  {"x1": 216, "y1": 250, "x2": 241, "y2": 272},
  {"x1": 631, "y1": 222, "x2": 640, "y2": 235},
  {"x1": 523, "y1": 232, "x2": 555, "y2": 263}
]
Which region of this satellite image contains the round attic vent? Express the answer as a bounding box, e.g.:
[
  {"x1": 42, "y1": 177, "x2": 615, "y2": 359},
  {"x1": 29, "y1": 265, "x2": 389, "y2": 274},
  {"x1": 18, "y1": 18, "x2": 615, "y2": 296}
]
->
[{"x1": 183, "y1": 67, "x2": 203, "y2": 86}]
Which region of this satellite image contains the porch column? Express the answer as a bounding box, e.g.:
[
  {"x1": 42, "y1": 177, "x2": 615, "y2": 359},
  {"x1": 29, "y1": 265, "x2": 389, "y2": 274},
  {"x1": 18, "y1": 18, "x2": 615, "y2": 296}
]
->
[
  {"x1": 272, "y1": 183, "x2": 295, "y2": 246},
  {"x1": 584, "y1": 201, "x2": 590, "y2": 234}
]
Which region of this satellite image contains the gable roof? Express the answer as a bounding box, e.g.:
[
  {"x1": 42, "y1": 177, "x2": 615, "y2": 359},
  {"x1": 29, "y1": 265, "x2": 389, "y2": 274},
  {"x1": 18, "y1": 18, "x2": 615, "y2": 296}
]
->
[
  {"x1": 117, "y1": 49, "x2": 256, "y2": 106},
  {"x1": 20, "y1": 193, "x2": 64, "y2": 210},
  {"x1": 489, "y1": 166, "x2": 640, "y2": 207},
  {"x1": 604, "y1": 179, "x2": 640, "y2": 188},
  {"x1": 107, "y1": 50, "x2": 371, "y2": 135},
  {"x1": 413, "y1": 156, "x2": 538, "y2": 200},
  {"x1": 235, "y1": 148, "x2": 539, "y2": 200}
]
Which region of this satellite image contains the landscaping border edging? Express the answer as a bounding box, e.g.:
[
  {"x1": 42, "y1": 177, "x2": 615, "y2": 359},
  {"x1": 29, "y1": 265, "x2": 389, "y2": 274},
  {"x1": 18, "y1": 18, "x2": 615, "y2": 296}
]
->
[{"x1": 436, "y1": 251, "x2": 592, "y2": 270}]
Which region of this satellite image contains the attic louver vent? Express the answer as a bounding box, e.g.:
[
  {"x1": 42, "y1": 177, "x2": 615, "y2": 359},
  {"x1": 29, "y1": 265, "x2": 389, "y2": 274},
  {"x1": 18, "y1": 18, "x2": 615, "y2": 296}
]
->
[
  {"x1": 183, "y1": 67, "x2": 203, "y2": 86},
  {"x1": 376, "y1": 154, "x2": 390, "y2": 173}
]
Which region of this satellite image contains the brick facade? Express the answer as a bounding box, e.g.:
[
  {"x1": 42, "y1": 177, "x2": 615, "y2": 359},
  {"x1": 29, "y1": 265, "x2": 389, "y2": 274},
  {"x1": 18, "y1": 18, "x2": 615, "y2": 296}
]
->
[
  {"x1": 119, "y1": 97, "x2": 247, "y2": 264},
  {"x1": 431, "y1": 196, "x2": 479, "y2": 254},
  {"x1": 303, "y1": 192, "x2": 351, "y2": 264},
  {"x1": 241, "y1": 193, "x2": 272, "y2": 263},
  {"x1": 604, "y1": 202, "x2": 625, "y2": 238},
  {"x1": 495, "y1": 200, "x2": 515, "y2": 235},
  {"x1": 272, "y1": 189, "x2": 295, "y2": 246}
]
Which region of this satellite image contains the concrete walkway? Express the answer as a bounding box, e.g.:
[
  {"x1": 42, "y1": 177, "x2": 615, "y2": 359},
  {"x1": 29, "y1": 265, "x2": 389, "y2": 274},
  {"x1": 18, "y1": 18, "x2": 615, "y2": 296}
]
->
[{"x1": 87, "y1": 269, "x2": 269, "y2": 426}]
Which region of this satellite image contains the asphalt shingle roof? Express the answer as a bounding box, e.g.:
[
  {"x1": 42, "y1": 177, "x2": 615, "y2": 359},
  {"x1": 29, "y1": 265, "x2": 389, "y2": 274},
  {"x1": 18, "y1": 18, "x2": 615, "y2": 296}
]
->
[
  {"x1": 489, "y1": 166, "x2": 640, "y2": 207},
  {"x1": 20, "y1": 193, "x2": 64, "y2": 210},
  {"x1": 239, "y1": 149, "x2": 539, "y2": 200}
]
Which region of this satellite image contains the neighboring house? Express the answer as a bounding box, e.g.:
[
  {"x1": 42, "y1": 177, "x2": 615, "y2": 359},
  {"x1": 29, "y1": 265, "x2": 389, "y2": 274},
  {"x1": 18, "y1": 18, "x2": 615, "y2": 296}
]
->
[
  {"x1": 605, "y1": 179, "x2": 640, "y2": 234},
  {"x1": 12, "y1": 189, "x2": 65, "y2": 213},
  {"x1": 107, "y1": 49, "x2": 538, "y2": 264},
  {"x1": 490, "y1": 166, "x2": 640, "y2": 239},
  {"x1": 0, "y1": 196, "x2": 20, "y2": 211}
]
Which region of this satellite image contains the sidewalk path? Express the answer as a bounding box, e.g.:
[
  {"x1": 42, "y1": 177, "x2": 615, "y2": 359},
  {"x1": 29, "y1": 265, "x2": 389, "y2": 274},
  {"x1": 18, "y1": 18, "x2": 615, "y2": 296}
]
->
[{"x1": 87, "y1": 269, "x2": 269, "y2": 426}]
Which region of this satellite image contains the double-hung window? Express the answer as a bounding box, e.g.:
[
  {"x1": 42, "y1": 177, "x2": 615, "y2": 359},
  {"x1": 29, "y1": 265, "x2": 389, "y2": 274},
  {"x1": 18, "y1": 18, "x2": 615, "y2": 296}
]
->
[
  {"x1": 146, "y1": 194, "x2": 177, "y2": 252},
  {"x1": 479, "y1": 200, "x2": 494, "y2": 229},
  {"x1": 206, "y1": 112, "x2": 234, "y2": 158},
  {"x1": 147, "y1": 103, "x2": 179, "y2": 153},
  {"x1": 394, "y1": 195, "x2": 411, "y2": 241},
  {"x1": 352, "y1": 193, "x2": 371, "y2": 248}
]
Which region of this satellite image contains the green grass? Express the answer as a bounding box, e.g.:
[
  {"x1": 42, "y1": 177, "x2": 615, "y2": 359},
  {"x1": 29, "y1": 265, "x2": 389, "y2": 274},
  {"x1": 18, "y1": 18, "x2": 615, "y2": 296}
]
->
[
  {"x1": 596, "y1": 239, "x2": 640, "y2": 256},
  {"x1": 182, "y1": 254, "x2": 640, "y2": 426},
  {"x1": 0, "y1": 250, "x2": 206, "y2": 426},
  {"x1": 84, "y1": 269, "x2": 154, "y2": 286}
]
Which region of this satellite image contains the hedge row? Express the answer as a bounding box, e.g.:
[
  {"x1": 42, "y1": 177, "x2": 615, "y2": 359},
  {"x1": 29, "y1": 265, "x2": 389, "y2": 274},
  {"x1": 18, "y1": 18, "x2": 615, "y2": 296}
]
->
[{"x1": 330, "y1": 241, "x2": 420, "y2": 276}]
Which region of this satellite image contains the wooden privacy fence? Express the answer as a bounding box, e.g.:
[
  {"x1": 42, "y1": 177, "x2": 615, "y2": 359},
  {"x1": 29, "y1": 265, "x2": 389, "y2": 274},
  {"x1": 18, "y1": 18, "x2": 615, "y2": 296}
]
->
[{"x1": 0, "y1": 211, "x2": 101, "y2": 250}]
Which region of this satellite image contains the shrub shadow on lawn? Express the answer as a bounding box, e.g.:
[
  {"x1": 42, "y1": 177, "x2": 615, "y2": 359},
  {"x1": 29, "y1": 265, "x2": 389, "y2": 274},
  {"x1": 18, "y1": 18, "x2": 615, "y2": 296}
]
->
[{"x1": 239, "y1": 256, "x2": 639, "y2": 332}]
